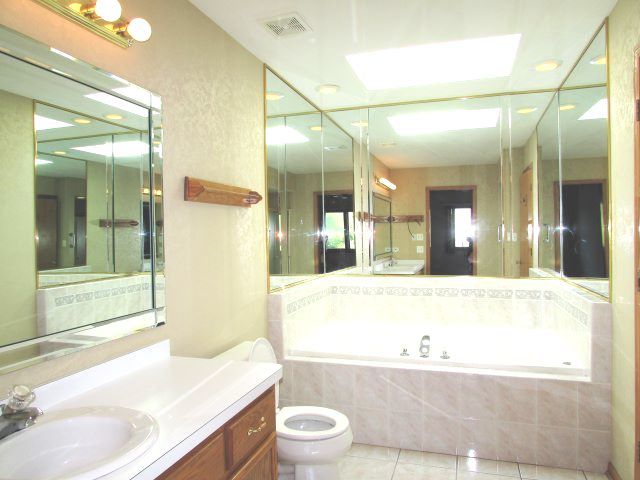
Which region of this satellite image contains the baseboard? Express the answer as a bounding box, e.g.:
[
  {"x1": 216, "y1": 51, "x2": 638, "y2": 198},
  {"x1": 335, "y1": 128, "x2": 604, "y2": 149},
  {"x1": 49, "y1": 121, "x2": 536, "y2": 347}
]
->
[{"x1": 608, "y1": 462, "x2": 623, "y2": 480}]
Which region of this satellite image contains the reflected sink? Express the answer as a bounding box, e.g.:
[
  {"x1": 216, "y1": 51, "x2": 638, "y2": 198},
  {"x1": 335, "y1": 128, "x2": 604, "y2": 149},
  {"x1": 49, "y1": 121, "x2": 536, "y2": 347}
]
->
[{"x1": 0, "y1": 406, "x2": 158, "y2": 480}]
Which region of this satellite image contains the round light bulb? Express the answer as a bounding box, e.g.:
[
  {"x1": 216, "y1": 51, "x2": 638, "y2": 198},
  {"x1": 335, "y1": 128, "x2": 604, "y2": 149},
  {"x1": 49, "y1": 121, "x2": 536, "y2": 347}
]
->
[
  {"x1": 127, "y1": 18, "x2": 152, "y2": 42},
  {"x1": 95, "y1": 0, "x2": 122, "y2": 22}
]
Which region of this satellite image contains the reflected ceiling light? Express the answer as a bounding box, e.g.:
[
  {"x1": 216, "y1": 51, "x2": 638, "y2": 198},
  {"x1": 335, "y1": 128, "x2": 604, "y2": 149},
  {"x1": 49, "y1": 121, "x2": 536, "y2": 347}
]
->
[
  {"x1": 324, "y1": 145, "x2": 347, "y2": 151},
  {"x1": 74, "y1": 118, "x2": 91, "y2": 124},
  {"x1": 94, "y1": 0, "x2": 122, "y2": 22},
  {"x1": 516, "y1": 107, "x2": 538, "y2": 114},
  {"x1": 49, "y1": 47, "x2": 76, "y2": 61},
  {"x1": 72, "y1": 140, "x2": 150, "y2": 157},
  {"x1": 34, "y1": 115, "x2": 74, "y2": 131},
  {"x1": 535, "y1": 60, "x2": 562, "y2": 72},
  {"x1": 35, "y1": 159, "x2": 52, "y2": 165},
  {"x1": 127, "y1": 18, "x2": 152, "y2": 42},
  {"x1": 559, "y1": 104, "x2": 576, "y2": 111},
  {"x1": 376, "y1": 177, "x2": 397, "y2": 191},
  {"x1": 85, "y1": 92, "x2": 148, "y2": 117},
  {"x1": 351, "y1": 121, "x2": 368, "y2": 128},
  {"x1": 105, "y1": 113, "x2": 124, "y2": 120},
  {"x1": 265, "y1": 91, "x2": 284, "y2": 101},
  {"x1": 590, "y1": 55, "x2": 607, "y2": 65},
  {"x1": 315, "y1": 84, "x2": 340, "y2": 94},
  {"x1": 266, "y1": 125, "x2": 309, "y2": 145},
  {"x1": 388, "y1": 108, "x2": 500, "y2": 136},
  {"x1": 346, "y1": 34, "x2": 521, "y2": 90},
  {"x1": 579, "y1": 99, "x2": 608, "y2": 120},
  {"x1": 379, "y1": 142, "x2": 396, "y2": 148},
  {"x1": 53, "y1": 151, "x2": 67, "y2": 155},
  {"x1": 309, "y1": 125, "x2": 322, "y2": 132}
]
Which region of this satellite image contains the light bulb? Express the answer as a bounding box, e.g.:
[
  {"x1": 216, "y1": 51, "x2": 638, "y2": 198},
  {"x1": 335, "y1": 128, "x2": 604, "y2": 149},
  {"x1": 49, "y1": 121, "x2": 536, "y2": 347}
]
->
[
  {"x1": 95, "y1": 0, "x2": 122, "y2": 22},
  {"x1": 127, "y1": 18, "x2": 152, "y2": 42}
]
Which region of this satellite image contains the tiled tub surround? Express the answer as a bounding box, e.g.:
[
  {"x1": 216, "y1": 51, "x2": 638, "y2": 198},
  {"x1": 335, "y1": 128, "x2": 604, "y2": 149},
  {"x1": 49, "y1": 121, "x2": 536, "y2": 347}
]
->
[{"x1": 268, "y1": 276, "x2": 612, "y2": 472}]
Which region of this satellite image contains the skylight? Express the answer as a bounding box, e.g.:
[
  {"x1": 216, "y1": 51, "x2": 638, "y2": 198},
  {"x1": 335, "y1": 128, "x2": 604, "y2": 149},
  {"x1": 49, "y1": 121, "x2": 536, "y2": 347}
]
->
[
  {"x1": 72, "y1": 141, "x2": 151, "y2": 157},
  {"x1": 346, "y1": 34, "x2": 521, "y2": 90},
  {"x1": 388, "y1": 108, "x2": 500, "y2": 136},
  {"x1": 266, "y1": 126, "x2": 309, "y2": 145},
  {"x1": 84, "y1": 92, "x2": 149, "y2": 117},
  {"x1": 579, "y1": 99, "x2": 608, "y2": 120},
  {"x1": 34, "y1": 115, "x2": 73, "y2": 131}
]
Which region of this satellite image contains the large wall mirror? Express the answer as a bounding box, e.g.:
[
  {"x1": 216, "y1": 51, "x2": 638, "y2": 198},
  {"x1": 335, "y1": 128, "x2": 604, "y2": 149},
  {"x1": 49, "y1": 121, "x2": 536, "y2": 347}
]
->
[{"x1": 0, "y1": 25, "x2": 164, "y2": 372}]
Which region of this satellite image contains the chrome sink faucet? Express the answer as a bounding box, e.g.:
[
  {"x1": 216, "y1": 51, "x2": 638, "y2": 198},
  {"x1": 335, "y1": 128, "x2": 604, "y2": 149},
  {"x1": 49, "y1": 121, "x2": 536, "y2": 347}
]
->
[{"x1": 0, "y1": 385, "x2": 43, "y2": 441}]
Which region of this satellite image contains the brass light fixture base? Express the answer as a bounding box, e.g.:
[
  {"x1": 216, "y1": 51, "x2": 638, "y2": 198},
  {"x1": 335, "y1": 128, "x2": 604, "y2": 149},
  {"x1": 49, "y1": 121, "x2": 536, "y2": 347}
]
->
[{"x1": 32, "y1": 0, "x2": 133, "y2": 48}]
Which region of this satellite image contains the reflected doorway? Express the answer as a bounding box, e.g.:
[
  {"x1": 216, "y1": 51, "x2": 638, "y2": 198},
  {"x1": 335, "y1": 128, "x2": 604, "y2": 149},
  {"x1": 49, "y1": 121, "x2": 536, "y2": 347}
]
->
[
  {"x1": 426, "y1": 187, "x2": 477, "y2": 276},
  {"x1": 36, "y1": 195, "x2": 58, "y2": 270},
  {"x1": 315, "y1": 192, "x2": 356, "y2": 273}
]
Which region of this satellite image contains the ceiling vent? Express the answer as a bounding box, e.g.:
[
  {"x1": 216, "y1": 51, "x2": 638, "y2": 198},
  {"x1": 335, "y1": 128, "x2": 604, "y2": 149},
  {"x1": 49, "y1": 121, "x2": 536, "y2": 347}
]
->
[{"x1": 262, "y1": 13, "x2": 311, "y2": 38}]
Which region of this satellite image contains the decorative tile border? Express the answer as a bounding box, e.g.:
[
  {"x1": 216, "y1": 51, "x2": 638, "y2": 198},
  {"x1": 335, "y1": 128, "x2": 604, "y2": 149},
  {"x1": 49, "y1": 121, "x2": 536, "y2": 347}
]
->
[{"x1": 286, "y1": 287, "x2": 332, "y2": 314}]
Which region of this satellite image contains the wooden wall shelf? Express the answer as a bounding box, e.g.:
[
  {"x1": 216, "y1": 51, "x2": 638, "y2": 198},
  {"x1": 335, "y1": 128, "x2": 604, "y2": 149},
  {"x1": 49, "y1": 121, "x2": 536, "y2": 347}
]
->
[{"x1": 184, "y1": 177, "x2": 263, "y2": 207}]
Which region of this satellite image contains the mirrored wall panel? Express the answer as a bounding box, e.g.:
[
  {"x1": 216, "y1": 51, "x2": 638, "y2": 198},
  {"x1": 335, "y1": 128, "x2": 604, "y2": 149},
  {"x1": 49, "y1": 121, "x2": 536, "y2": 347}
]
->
[{"x1": 0, "y1": 26, "x2": 164, "y2": 363}]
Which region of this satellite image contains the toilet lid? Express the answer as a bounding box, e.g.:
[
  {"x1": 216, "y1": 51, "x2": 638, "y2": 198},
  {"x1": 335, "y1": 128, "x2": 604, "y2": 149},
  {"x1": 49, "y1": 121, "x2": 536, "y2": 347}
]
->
[
  {"x1": 277, "y1": 406, "x2": 350, "y2": 441},
  {"x1": 249, "y1": 338, "x2": 277, "y2": 363}
]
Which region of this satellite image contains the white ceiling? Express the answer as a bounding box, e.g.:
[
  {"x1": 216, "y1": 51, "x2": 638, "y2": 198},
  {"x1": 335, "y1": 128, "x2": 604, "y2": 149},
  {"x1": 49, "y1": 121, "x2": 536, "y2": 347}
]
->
[{"x1": 190, "y1": 0, "x2": 615, "y2": 110}]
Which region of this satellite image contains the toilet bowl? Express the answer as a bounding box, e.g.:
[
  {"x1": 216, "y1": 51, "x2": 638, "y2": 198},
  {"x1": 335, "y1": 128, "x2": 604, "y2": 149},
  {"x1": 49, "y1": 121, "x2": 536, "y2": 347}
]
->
[{"x1": 245, "y1": 338, "x2": 353, "y2": 480}]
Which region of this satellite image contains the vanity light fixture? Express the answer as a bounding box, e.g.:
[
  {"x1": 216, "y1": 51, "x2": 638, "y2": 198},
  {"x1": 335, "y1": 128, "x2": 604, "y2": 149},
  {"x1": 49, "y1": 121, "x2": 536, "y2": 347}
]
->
[
  {"x1": 105, "y1": 113, "x2": 124, "y2": 120},
  {"x1": 516, "y1": 107, "x2": 538, "y2": 114},
  {"x1": 316, "y1": 84, "x2": 340, "y2": 94},
  {"x1": 579, "y1": 99, "x2": 608, "y2": 120},
  {"x1": 590, "y1": 55, "x2": 607, "y2": 65},
  {"x1": 266, "y1": 91, "x2": 284, "y2": 101},
  {"x1": 559, "y1": 104, "x2": 576, "y2": 111},
  {"x1": 534, "y1": 60, "x2": 562, "y2": 72},
  {"x1": 34, "y1": 0, "x2": 152, "y2": 48},
  {"x1": 350, "y1": 120, "x2": 368, "y2": 128},
  {"x1": 376, "y1": 177, "x2": 397, "y2": 191},
  {"x1": 53, "y1": 150, "x2": 67, "y2": 155},
  {"x1": 74, "y1": 118, "x2": 91, "y2": 124},
  {"x1": 388, "y1": 108, "x2": 500, "y2": 136},
  {"x1": 49, "y1": 47, "x2": 77, "y2": 61}
]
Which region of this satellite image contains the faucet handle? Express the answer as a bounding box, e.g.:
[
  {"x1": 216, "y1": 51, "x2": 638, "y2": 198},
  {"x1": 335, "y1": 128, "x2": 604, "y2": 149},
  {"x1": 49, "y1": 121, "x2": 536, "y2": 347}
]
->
[{"x1": 6, "y1": 385, "x2": 36, "y2": 411}]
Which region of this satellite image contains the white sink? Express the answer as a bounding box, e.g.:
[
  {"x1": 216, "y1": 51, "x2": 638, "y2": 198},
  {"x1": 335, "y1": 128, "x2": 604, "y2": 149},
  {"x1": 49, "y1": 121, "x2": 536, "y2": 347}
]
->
[{"x1": 0, "y1": 406, "x2": 158, "y2": 480}]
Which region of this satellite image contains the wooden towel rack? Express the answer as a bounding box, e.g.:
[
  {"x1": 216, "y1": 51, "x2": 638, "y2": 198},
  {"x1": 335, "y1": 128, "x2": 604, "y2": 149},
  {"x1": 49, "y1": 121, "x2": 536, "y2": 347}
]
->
[{"x1": 184, "y1": 177, "x2": 263, "y2": 207}]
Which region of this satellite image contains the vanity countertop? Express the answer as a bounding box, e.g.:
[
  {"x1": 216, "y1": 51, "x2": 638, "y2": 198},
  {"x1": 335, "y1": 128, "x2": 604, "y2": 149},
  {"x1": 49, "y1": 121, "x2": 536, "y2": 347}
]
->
[{"x1": 28, "y1": 340, "x2": 282, "y2": 479}]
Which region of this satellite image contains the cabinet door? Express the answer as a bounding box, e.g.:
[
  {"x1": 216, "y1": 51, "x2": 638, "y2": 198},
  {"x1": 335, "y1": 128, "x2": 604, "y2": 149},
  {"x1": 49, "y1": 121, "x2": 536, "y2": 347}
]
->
[
  {"x1": 159, "y1": 431, "x2": 226, "y2": 480},
  {"x1": 230, "y1": 433, "x2": 277, "y2": 480}
]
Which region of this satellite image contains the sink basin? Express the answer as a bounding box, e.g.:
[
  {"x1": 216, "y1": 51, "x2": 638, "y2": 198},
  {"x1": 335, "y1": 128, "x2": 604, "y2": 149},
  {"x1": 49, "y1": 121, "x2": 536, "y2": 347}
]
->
[{"x1": 0, "y1": 406, "x2": 158, "y2": 480}]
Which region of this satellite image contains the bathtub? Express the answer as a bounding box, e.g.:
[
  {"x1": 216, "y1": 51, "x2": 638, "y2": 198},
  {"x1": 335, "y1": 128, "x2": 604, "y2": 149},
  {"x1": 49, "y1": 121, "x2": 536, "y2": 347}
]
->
[{"x1": 268, "y1": 275, "x2": 612, "y2": 472}]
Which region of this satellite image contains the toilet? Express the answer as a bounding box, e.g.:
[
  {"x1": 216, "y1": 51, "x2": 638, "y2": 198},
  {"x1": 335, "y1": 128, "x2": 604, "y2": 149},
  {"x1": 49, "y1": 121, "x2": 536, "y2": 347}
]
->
[{"x1": 221, "y1": 338, "x2": 352, "y2": 480}]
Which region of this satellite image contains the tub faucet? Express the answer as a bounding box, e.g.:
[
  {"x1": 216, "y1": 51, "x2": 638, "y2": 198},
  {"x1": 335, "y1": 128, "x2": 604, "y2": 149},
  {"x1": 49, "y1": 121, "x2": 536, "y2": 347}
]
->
[
  {"x1": 0, "y1": 385, "x2": 43, "y2": 441},
  {"x1": 419, "y1": 335, "x2": 430, "y2": 358}
]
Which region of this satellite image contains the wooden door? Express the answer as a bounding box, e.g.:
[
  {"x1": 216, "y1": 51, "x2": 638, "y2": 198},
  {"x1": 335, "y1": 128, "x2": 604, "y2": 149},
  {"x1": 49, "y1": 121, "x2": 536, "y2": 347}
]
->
[
  {"x1": 230, "y1": 433, "x2": 277, "y2": 480},
  {"x1": 519, "y1": 167, "x2": 533, "y2": 277},
  {"x1": 36, "y1": 195, "x2": 58, "y2": 270}
]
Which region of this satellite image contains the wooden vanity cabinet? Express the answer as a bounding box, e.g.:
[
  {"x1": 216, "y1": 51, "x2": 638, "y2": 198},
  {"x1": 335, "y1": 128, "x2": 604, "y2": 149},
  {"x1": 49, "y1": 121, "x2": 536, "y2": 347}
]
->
[{"x1": 158, "y1": 387, "x2": 277, "y2": 480}]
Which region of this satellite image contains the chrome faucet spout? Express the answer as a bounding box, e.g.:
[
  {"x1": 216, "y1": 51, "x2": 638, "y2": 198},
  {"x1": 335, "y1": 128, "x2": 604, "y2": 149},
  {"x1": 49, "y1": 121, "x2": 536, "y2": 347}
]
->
[{"x1": 0, "y1": 385, "x2": 43, "y2": 441}]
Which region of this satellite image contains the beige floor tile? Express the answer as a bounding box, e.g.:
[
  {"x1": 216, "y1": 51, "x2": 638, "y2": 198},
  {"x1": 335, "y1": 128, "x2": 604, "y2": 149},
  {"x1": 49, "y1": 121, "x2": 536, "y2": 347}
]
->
[
  {"x1": 397, "y1": 450, "x2": 456, "y2": 469},
  {"x1": 458, "y1": 456, "x2": 520, "y2": 477},
  {"x1": 339, "y1": 456, "x2": 396, "y2": 480},
  {"x1": 392, "y1": 463, "x2": 456, "y2": 480},
  {"x1": 457, "y1": 472, "x2": 523, "y2": 480},
  {"x1": 583, "y1": 473, "x2": 610, "y2": 480},
  {"x1": 347, "y1": 443, "x2": 400, "y2": 462},
  {"x1": 519, "y1": 464, "x2": 587, "y2": 480}
]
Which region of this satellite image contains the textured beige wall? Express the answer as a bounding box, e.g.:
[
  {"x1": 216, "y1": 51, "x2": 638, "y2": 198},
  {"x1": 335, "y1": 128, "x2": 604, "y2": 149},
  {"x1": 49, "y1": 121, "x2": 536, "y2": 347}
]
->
[
  {"x1": 609, "y1": 0, "x2": 640, "y2": 477},
  {"x1": 388, "y1": 164, "x2": 502, "y2": 277},
  {"x1": 0, "y1": 90, "x2": 36, "y2": 346},
  {"x1": 0, "y1": 0, "x2": 266, "y2": 391}
]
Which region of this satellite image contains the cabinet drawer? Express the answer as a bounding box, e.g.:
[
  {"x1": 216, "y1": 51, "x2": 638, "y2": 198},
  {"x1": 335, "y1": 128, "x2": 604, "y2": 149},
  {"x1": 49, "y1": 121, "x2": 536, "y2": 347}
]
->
[
  {"x1": 230, "y1": 432, "x2": 277, "y2": 480},
  {"x1": 225, "y1": 387, "x2": 276, "y2": 471},
  {"x1": 159, "y1": 430, "x2": 226, "y2": 480}
]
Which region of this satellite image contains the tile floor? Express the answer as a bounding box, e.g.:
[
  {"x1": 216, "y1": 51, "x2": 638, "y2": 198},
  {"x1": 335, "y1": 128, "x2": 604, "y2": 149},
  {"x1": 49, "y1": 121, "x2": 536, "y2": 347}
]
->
[{"x1": 339, "y1": 444, "x2": 611, "y2": 480}]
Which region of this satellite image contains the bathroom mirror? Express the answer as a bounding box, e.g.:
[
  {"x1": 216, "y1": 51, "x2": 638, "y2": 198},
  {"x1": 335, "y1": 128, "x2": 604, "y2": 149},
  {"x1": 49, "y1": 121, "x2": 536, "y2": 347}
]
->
[
  {"x1": 372, "y1": 194, "x2": 392, "y2": 259},
  {"x1": 0, "y1": 25, "x2": 164, "y2": 372}
]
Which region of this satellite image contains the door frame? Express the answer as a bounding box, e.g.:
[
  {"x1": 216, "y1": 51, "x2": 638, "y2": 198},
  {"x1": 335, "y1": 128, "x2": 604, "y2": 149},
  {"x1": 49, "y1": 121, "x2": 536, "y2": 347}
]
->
[
  {"x1": 634, "y1": 45, "x2": 640, "y2": 480},
  {"x1": 425, "y1": 185, "x2": 477, "y2": 275},
  {"x1": 313, "y1": 190, "x2": 354, "y2": 274}
]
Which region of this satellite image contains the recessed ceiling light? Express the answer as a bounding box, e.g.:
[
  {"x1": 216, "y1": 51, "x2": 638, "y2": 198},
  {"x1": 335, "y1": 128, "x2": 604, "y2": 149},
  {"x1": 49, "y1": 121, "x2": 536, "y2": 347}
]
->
[
  {"x1": 559, "y1": 104, "x2": 576, "y2": 111},
  {"x1": 266, "y1": 126, "x2": 309, "y2": 145},
  {"x1": 351, "y1": 121, "x2": 368, "y2": 128},
  {"x1": 265, "y1": 91, "x2": 284, "y2": 101},
  {"x1": 535, "y1": 60, "x2": 562, "y2": 72},
  {"x1": 388, "y1": 108, "x2": 500, "y2": 136},
  {"x1": 316, "y1": 84, "x2": 340, "y2": 95},
  {"x1": 85, "y1": 92, "x2": 148, "y2": 117},
  {"x1": 35, "y1": 159, "x2": 52, "y2": 165},
  {"x1": 72, "y1": 140, "x2": 150, "y2": 157},
  {"x1": 309, "y1": 125, "x2": 323, "y2": 132},
  {"x1": 590, "y1": 55, "x2": 607, "y2": 65},
  {"x1": 105, "y1": 113, "x2": 124, "y2": 120},
  {"x1": 53, "y1": 150, "x2": 67, "y2": 155},
  {"x1": 74, "y1": 118, "x2": 91, "y2": 124},
  {"x1": 34, "y1": 115, "x2": 73, "y2": 131},
  {"x1": 516, "y1": 107, "x2": 538, "y2": 114},
  {"x1": 346, "y1": 34, "x2": 521, "y2": 90},
  {"x1": 579, "y1": 99, "x2": 608, "y2": 120}
]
